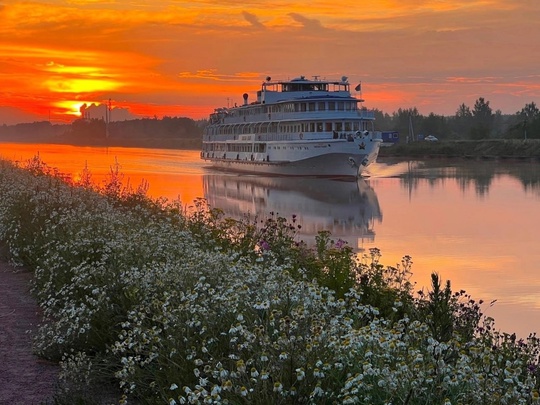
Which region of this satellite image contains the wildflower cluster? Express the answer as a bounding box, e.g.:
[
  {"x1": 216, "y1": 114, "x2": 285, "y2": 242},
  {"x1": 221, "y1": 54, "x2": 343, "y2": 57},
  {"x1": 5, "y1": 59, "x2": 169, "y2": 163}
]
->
[{"x1": 0, "y1": 156, "x2": 539, "y2": 404}]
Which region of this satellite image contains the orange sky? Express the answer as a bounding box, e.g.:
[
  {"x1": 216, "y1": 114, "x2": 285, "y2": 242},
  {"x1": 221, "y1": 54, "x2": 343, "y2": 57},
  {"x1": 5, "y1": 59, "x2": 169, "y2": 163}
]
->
[{"x1": 1, "y1": 0, "x2": 539, "y2": 124}]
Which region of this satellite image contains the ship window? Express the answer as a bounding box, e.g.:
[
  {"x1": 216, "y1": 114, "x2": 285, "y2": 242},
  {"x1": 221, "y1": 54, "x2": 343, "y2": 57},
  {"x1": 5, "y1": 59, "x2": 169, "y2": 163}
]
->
[
  {"x1": 317, "y1": 123, "x2": 323, "y2": 131},
  {"x1": 294, "y1": 103, "x2": 300, "y2": 112},
  {"x1": 353, "y1": 122, "x2": 360, "y2": 131},
  {"x1": 338, "y1": 102, "x2": 345, "y2": 111},
  {"x1": 309, "y1": 123, "x2": 315, "y2": 132},
  {"x1": 325, "y1": 122, "x2": 332, "y2": 131},
  {"x1": 328, "y1": 102, "x2": 335, "y2": 111},
  {"x1": 345, "y1": 122, "x2": 352, "y2": 131},
  {"x1": 318, "y1": 102, "x2": 325, "y2": 111},
  {"x1": 335, "y1": 122, "x2": 343, "y2": 131},
  {"x1": 300, "y1": 103, "x2": 307, "y2": 112},
  {"x1": 308, "y1": 102, "x2": 315, "y2": 111}
]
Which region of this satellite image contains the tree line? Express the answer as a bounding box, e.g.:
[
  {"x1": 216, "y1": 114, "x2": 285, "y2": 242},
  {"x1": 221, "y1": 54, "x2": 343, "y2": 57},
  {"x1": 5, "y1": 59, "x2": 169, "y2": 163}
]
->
[
  {"x1": 0, "y1": 116, "x2": 206, "y2": 148},
  {"x1": 374, "y1": 99, "x2": 539, "y2": 140},
  {"x1": 2, "y1": 99, "x2": 539, "y2": 146}
]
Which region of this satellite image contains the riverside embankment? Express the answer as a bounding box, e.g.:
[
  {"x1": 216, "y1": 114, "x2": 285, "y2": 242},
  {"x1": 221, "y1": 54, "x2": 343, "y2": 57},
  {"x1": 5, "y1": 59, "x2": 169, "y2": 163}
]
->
[
  {"x1": 378, "y1": 139, "x2": 540, "y2": 160},
  {"x1": 2, "y1": 156, "x2": 540, "y2": 404}
]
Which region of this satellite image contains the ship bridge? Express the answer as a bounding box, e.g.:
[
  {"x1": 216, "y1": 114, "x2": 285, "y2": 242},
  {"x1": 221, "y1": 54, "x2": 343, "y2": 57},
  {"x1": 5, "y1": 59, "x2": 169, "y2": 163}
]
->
[{"x1": 257, "y1": 76, "x2": 352, "y2": 104}]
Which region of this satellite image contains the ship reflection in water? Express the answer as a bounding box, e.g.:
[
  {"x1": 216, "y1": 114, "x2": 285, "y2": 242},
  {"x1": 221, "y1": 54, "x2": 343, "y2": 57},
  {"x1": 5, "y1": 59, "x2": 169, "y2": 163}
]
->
[{"x1": 203, "y1": 175, "x2": 383, "y2": 251}]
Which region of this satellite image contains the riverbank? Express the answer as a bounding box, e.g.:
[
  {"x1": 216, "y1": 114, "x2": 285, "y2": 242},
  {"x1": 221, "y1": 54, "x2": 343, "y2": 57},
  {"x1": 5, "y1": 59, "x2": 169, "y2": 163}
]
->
[
  {"x1": 1, "y1": 156, "x2": 540, "y2": 404},
  {"x1": 378, "y1": 139, "x2": 540, "y2": 160}
]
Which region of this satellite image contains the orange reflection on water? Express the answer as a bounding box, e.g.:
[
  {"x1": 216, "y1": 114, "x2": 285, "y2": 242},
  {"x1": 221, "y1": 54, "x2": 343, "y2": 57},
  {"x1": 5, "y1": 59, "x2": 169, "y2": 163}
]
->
[
  {"x1": 0, "y1": 143, "x2": 205, "y2": 205},
  {"x1": 2, "y1": 144, "x2": 540, "y2": 339}
]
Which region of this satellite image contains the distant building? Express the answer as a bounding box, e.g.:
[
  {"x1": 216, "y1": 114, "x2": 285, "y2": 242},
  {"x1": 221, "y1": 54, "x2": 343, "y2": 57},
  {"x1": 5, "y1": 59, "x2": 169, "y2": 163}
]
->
[
  {"x1": 381, "y1": 131, "x2": 399, "y2": 146},
  {"x1": 79, "y1": 103, "x2": 136, "y2": 121}
]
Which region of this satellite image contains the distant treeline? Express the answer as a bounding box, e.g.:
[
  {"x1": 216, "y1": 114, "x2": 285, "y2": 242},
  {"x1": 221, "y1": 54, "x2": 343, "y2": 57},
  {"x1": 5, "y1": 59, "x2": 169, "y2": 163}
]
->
[
  {"x1": 0, "y1": 121, "x2": 66, "y2": 141},
  {"x1": 376, "y1": 99, "x2": 540, "y2": 141},
  {"x1": 0, "y1": 116, "x2": 205, "y2": 149}
]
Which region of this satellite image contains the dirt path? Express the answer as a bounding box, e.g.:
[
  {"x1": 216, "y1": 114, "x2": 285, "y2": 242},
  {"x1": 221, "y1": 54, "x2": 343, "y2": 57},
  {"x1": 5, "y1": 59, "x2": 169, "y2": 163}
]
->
[{"x1": 0, "y1": 261, "x2": 59, "y2": 405}]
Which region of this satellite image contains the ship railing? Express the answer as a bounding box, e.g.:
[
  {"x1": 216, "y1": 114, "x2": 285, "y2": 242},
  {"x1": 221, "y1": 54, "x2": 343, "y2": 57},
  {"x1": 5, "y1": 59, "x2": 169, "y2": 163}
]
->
[
  {"x1": 217, "y1": 109, "x2": 376, "y2": 124},
  {"x1": 204, "y1": 130, "x2": 383, "y2": 143}
]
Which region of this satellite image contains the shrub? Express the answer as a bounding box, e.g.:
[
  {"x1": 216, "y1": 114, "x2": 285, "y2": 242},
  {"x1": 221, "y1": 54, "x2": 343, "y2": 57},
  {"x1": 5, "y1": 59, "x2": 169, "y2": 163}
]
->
[{"x1": 0, "y1": 155, "x2": 539, "y2": 404}]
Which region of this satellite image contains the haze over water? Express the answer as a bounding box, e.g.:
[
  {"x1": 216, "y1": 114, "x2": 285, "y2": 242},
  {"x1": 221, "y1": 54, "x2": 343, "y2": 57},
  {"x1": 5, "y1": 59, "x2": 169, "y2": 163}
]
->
[{"x1": 2, "y1": 143, "x2": 539, "y2": 338}]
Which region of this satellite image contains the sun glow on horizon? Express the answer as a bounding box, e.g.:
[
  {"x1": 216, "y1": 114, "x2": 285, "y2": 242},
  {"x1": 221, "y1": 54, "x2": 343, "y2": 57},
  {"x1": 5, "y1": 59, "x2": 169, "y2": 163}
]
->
[
  {"x1": 45, "y1": 77, "x2": 122, "y2": 94},
  {"x1": 1, "y1": 0, "x2": 539, "y2": 124},
  {"x1": 53, "y1": 100, "x2": 95, "y2": 117}
]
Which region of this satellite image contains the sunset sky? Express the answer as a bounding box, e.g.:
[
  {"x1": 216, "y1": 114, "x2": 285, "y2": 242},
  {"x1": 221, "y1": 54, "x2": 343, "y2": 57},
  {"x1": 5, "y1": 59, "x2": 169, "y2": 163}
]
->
[{"x1": 1, "y1": 0, "x2": 539, "y2": 125}]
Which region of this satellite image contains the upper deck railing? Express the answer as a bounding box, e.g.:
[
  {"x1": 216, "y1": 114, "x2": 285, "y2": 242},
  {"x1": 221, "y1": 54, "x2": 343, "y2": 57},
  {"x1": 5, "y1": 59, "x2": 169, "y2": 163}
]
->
[{"x1": 210, "y1": 107, "x2": 375, "y2": 126}]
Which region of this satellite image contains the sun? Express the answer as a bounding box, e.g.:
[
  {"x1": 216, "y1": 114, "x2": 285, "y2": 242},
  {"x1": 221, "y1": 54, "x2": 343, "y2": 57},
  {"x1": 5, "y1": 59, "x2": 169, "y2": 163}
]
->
[{"x1": 53, "y1": 100, "x2": 95, "y2": 118}]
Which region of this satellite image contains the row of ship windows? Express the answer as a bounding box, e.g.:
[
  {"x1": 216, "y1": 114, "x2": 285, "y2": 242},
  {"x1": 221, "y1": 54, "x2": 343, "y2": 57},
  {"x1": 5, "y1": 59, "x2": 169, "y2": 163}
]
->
[
  {"x1": 209, "y1": 121, "x2": 369, "y2": 136},
  {"x1": 203, "y1": 144, "x2": 310, "y2": 153},
  {"x1": 272, "y1": 101, "x2": 357, "y2": 114}
]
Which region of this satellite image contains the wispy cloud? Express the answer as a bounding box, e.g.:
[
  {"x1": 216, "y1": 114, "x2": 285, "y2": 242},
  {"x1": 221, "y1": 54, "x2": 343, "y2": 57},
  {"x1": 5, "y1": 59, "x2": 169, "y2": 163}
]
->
[
  {"x1": 288, "y1": 13, "x2": 325, "y2": 30},
  {"x1": 242, "y1": 11, "x2": 266, "y2": 29},
  {"x1": 177, "y1": 70, "x2": 261, "y2": 82}
]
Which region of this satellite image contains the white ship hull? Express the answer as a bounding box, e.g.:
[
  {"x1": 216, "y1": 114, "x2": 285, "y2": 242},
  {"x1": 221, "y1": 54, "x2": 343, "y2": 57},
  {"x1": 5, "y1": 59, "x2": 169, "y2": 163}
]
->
[{"x1": 204, "y1": 149, "x2": 378, "y2": 177}]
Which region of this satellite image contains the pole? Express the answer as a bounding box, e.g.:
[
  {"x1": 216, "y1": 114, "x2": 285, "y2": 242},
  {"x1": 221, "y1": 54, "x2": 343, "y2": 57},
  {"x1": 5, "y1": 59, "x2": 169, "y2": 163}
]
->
[{"x1": 106, "y1": 98, "x2": 111, "y2": 138}]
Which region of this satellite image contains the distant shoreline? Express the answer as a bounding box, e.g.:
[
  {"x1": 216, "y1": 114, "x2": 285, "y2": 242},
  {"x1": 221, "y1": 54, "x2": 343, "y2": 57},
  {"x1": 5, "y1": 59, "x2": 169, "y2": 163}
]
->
[
  {"x1": 378, "y1": 139, "x2": 540, "y2": 161},
  {"x1": 2, "y1": 137, "x2": 540, "y2": 162},
  {"x1": 0, "y1": 137, "x2": 202, "y2": 151}
]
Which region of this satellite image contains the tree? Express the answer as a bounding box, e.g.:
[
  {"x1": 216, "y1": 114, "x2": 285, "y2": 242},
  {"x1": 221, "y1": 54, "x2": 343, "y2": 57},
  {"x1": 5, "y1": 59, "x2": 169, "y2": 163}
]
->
[
  {"x1": 517, "y1": 102, "x2": 540, "y2": 121},
  {"x1": 392, "y1": 107, "x2": 421, "y2": 141},
  {"x1": 450, "y1": 103, "x2": 473, "y2": 139},
  {"x1": 470, "y1": 97, "x2": 493, "y2": 139},
  {"x1": 516, "y1": 102, "x2": 540, "y2": 139},
  {"x1": 372, "y1": 109, "x2": 392, "y2": 130},
  {"x1": 420, "y1": 112, "x2": 448, "y2": 139},
  {"x1": 455, "y1": 103, "x2": 472, "y2": 119}
]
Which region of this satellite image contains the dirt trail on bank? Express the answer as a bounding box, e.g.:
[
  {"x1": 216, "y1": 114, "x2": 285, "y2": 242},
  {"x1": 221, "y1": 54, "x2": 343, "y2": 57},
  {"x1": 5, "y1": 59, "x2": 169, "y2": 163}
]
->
[{"x1": 0, "y1": 261, "x2": 59, "y2": 404}]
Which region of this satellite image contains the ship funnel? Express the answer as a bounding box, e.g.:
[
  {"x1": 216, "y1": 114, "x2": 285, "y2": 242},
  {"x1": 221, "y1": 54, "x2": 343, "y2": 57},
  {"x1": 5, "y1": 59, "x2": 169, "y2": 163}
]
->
[{"x1": 243, "y1": 93, "x2": 248, "y2": 105}]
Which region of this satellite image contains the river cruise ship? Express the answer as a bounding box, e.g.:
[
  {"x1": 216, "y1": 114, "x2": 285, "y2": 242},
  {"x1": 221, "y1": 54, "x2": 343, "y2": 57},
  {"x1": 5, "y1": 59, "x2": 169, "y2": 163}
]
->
[{"x1": 201, "y1": 75, "x2": 382, "y2": 177}]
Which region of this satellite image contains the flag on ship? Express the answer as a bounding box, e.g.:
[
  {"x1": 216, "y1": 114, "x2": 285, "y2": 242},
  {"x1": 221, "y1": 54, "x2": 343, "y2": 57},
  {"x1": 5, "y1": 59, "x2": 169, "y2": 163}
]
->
[{"x1": 354, "y1": 83, "x2": 362, "y2": 92}]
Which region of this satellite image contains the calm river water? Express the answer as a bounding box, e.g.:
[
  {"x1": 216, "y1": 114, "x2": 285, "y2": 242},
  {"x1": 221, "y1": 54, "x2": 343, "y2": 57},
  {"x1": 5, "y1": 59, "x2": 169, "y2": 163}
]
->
[{"x1": 1, "y1": 143, "x2": 539, "y2": 338}]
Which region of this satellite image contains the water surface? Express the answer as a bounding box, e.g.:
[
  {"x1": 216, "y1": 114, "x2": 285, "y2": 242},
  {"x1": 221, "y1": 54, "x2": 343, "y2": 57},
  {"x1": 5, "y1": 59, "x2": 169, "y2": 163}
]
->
[{"x1": 2, "y1": 143, "x2": 539, "y2": 338}]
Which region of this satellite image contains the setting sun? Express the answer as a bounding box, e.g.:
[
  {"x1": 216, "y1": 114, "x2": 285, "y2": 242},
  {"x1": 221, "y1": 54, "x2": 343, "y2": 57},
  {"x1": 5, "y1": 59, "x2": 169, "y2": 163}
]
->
[{"x1": 1, "y1": 0, "x2": 539, "y2": 124}]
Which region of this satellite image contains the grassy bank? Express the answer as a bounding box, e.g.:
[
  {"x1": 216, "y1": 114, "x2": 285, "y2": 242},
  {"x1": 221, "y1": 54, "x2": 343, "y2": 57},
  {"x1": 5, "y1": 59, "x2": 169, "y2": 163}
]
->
[
  {"x1": 0, "y1": 156, "x2": 539, "y2": 404},
  {"x1": 379, "y1": 139, "x2": 540, "y2": 160}
]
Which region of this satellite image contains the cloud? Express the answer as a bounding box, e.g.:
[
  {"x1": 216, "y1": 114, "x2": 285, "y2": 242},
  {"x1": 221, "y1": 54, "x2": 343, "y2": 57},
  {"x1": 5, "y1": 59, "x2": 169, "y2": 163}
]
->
[
  {"x1": 242, "y1": 11, "x2": 265, "y2": 29},
  {"x1": 288, "y1": 13, "x2": 324, "y2": 30},
  {"x1": 177, "y1": 70, "x2": 260, "y2": 82}
]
